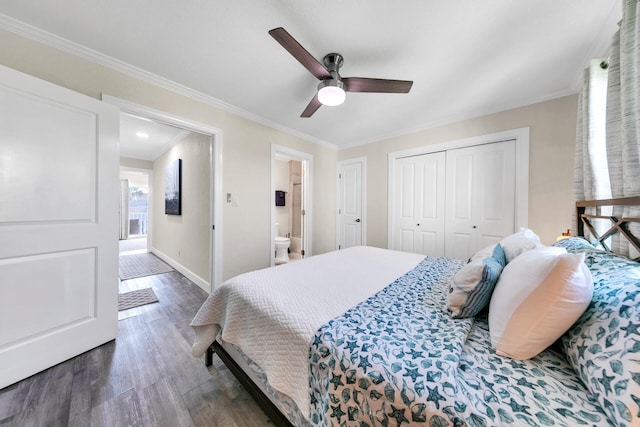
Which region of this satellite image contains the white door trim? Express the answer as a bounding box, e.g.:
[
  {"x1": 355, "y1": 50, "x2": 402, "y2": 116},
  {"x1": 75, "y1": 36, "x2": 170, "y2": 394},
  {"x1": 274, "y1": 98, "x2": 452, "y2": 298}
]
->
[
  {"x1": 271, "y1": 145, "x2": 313, "y2": 266},
  {"x1": 388, "y1": 127, "x2": 529, "y2": 249},
  {"x1": 336, "y1": 157, "x2": 367, "y2": 249},
  {"x1": 102, "y1": 95, "x2": 223, "y2": 291}
]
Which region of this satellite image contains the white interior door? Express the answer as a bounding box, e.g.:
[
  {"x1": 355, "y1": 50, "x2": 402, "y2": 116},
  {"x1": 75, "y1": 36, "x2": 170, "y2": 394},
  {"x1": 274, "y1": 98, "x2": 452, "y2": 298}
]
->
[
  {"x1": 0, "y1": 65, "x2": 119, "y2": 388},
  {"x1": 392, "y1": 152, "x2": 446, "y2": 256},
  {"x1": 338, "y1": 160, "x2": 363, "y2": 249},
  {"x1": 445, "y1": 140, "x2": 516, "y2": 260}
]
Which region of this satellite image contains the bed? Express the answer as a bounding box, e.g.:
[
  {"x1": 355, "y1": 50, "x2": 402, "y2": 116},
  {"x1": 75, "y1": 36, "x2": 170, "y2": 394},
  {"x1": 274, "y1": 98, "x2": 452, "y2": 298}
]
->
[{"x1": 191, "y1": 197, "x2": 640, "y2": 426}]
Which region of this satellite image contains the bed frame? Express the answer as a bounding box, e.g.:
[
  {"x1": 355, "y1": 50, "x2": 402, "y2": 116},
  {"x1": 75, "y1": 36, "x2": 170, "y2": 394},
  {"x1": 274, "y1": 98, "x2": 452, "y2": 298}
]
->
[
  {"x1": 576, "y1": 196, "x2": 640, "y2": 262},
  {"x1": 203, "y1": 196, "x2": 640, "y2": 426},
  {"x1": 206, "y1": 341, "x2": 293, "y2": 427}
]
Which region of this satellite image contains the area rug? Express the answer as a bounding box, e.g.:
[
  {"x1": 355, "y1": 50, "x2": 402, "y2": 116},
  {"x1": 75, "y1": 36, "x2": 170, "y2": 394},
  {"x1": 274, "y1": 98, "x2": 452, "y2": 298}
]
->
[
  {"x1": 118, "y1": 288, "x2": 159, "y2": 311},
  {"x1": 119, "y1": 252, "x2": 174, "y2": 280}
]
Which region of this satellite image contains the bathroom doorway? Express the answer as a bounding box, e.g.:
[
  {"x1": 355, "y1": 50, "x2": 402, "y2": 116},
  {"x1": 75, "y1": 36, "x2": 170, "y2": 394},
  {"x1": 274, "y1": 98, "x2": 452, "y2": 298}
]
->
[{"x1": 271, "y1": 145, "x2": 313, "y2": 267}]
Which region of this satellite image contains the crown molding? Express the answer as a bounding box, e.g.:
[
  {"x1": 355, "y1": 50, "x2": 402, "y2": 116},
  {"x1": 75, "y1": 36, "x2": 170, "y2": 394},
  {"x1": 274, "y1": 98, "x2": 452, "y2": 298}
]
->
[{"x1": 0, "y1": 14, "x2": 338, "y2": 150}]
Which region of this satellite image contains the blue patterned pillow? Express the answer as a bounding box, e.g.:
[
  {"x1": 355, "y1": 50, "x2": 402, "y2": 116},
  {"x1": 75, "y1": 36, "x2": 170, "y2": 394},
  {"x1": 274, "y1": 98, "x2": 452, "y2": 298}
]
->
[
  {"x1": 559, "y1": 246, "x2": 640, "y2": 426},
  {"x1": 448, "y1": 244, "x2": 506, "y2": 318},
  {"x1": 554, "y1": 236, "x2": 597, "y2": 252}
]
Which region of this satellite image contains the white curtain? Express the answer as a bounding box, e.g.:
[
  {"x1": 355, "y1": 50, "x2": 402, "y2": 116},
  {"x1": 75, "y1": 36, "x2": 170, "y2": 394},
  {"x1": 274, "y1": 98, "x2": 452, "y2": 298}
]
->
[
  {"x1": 573, "y1": 60, "x2": 611, "y2": 243},
  {"x1": 119, "y1": 179, "x2": 129, "y2": 240},
  {"x1": 607, "y1": 0, "x2": 640, "y2": 258},
  {"x1": 574, "y1": 0, "x2": 640, "y2": 257}
]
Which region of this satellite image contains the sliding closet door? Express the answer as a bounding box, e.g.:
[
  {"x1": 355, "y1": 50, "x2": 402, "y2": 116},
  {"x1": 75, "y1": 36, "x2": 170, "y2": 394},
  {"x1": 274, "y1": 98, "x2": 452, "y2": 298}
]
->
[
  {"x1": 445, "y1": 140, "x2": 516, "y2": 260},
  {"x1": 392, "y1": 152, "x2": 446, "y2": 256},
  {"x1": 0, "y1": 65, "x2": 119, "y2": 388}
]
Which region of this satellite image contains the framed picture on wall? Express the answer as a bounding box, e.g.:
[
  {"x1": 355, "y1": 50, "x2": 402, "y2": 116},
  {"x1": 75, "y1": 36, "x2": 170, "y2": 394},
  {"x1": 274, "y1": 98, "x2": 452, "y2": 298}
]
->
[{"x1": 165, "y1": 158, "x2": 181, "y2": 215}]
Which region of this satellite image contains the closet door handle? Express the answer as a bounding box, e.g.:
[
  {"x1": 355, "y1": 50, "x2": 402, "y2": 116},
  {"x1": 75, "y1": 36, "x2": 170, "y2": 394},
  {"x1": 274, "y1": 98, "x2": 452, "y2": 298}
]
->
[{"x1": 355, "y1": 218, "x2": 361, "y2": 223}]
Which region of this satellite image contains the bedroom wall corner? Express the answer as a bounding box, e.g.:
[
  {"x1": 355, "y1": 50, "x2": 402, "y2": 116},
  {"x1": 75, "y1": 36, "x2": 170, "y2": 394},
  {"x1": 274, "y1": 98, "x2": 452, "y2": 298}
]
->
[{"x1": 215, "y1": 115, "x2": 337, "y2": 280}]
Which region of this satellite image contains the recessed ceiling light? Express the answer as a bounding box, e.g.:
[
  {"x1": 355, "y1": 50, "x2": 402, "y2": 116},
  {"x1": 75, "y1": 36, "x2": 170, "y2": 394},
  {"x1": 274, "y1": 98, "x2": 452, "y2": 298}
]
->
[{"x1": 136, "y1": 131, "x2": 149, "y2": 139}]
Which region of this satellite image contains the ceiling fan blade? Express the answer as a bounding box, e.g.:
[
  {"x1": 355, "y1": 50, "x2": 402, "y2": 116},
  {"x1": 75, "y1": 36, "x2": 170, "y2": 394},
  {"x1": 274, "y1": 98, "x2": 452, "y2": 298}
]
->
[
  {"x1": 343, "y1": 77, "x2": 413, "y2": 93},
  {"x1": 269, "y1": 27, "x2": 331, "y2": 80},
  {"x1": 301, "y1": 94, "x2": 322, "y2": 118}
]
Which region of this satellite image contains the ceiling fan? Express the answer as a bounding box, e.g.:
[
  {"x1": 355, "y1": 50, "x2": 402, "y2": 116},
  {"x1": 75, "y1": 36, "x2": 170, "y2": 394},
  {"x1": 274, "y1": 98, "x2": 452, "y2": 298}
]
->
[{"x1": 268, "y1": 27, "x2": 414, "y2": 118}]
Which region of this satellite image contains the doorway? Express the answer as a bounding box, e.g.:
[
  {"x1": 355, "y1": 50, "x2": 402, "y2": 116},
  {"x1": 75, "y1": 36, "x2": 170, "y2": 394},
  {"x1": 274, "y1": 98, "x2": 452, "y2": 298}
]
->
[
  {"x1": 104, "y1": 95, "x2": 223, "y2": 291},
  {"x1": 271, "y1": 145, "x2": 313, "y2": 266},
  {"x1": 119, "y1": 169, "x2": 150, "y2": 255}
]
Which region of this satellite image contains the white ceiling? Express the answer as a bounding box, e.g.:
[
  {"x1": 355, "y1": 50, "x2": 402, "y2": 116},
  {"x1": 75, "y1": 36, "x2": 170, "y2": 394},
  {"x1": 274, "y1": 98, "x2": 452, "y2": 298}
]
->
[
  {"x1": 120, "y1": 113, "x2": 189, "y2": 161},
  {"x1": 0, "y1": 1, "x2": 621, "y2": 152}
]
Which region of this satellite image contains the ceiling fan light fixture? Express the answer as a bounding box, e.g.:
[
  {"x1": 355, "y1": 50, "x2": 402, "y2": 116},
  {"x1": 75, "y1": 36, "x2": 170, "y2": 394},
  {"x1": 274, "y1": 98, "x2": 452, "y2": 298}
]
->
[{"x1": 317, "y1": 79, "x2": 346, "y2": 106}]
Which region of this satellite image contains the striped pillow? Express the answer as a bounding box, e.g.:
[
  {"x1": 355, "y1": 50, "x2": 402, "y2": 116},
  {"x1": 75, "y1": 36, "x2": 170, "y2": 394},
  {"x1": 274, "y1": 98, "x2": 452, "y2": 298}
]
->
[{"x1": 448, "y1": 244, "x2": 506, "y2": 318}]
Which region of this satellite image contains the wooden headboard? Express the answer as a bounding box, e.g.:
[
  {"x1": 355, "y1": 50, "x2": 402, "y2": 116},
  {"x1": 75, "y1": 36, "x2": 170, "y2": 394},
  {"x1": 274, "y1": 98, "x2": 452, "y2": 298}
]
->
[{"x1": 576, "y1": 196, "x2": 640, "y2": 262}]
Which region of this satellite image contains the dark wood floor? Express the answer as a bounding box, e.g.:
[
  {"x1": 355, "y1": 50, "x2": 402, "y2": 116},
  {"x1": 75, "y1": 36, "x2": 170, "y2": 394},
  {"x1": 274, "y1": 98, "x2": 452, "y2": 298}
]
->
[{"x1": 0, "y1": 270, "x2": 274, "y2": 427}]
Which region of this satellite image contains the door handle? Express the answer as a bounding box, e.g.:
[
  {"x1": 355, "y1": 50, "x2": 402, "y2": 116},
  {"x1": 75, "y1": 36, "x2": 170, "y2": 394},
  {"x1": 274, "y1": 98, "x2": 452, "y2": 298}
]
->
[{"x1": 355, "y1": 218, "x2": 361, "y2": 223}]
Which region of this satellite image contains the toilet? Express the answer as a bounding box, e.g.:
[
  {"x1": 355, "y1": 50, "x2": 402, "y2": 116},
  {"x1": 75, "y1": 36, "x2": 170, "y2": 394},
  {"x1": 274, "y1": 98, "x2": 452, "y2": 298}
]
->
[{"x1": 273, "y1": 223, "x2": 290, "y2": 263}]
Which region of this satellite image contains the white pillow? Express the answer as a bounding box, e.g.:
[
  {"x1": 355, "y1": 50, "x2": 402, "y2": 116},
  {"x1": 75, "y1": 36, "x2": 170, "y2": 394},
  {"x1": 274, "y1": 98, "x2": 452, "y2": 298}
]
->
[
  {"x1": 500, "y1": 228, "x2": 543, "y2": 262},
  {"x1": 488, "y1": 246, "x2": 593, "y2": 360}
]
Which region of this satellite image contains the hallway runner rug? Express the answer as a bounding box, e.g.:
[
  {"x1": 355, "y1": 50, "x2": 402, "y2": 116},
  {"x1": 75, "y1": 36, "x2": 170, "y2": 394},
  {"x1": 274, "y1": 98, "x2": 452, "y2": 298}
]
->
[
  {"x1": 118, "y1": 288, "x2": 159, "y2": 311},
  {"x1": 119, "y1": 252, "x2": 174, "y2": 280}
]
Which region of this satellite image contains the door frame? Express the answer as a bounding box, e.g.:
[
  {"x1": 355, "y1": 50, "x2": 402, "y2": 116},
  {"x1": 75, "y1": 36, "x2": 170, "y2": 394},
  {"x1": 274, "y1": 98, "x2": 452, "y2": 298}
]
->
[
  {"x1": 336, "y1": 157, "x2": 367, "y2": 249},
  {"x1": 270, "y1": 144, "x2": 313, "y2": 266},
  {"x1": 103, "y1": 95, "x2": 223, "y2": 291},
  {"x1": 387, "y1": 127, "x2": 530, "y2": 250}
]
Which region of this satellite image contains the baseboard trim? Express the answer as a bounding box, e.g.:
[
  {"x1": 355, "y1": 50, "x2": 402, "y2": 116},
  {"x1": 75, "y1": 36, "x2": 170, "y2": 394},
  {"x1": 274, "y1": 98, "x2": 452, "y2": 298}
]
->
[{"x1": 151, "y1": 247, "x2": 210, "y2": 293}]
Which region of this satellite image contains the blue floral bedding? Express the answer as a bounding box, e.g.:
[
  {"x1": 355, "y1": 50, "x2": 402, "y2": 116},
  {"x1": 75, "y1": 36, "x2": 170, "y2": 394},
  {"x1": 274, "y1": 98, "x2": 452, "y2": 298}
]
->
[
  {"x1": 555, "y1": 238, "x2": 640, "y2": 426},
  {"x1": 308, "y1": 251, "x2": 614, "y2": 426}
]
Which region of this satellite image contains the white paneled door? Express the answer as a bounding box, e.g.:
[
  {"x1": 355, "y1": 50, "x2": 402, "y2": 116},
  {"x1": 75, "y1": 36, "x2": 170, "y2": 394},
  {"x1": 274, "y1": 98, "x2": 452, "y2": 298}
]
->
[
  {"x1": 338, "y1": 160, "x2": 364, "y2": 249},
  {"x1": 0, "y1": 65, "x2": 119, "y2": 388},
  {"x1": 390, "y1": 139, "x2": 517, "y2": 260},
  {"x1": 392, "y1": 152, "x2": 446, "y2": 256},
  {"x1": 444, "y1": 140, "x2": 516, "y2": 260}
]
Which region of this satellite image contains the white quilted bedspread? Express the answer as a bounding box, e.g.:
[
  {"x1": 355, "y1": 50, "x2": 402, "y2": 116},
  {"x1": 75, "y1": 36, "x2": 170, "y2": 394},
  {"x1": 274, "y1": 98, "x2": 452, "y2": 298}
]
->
[{"x1": 191, "y1": 246, "x2": 424, "y2": 420}]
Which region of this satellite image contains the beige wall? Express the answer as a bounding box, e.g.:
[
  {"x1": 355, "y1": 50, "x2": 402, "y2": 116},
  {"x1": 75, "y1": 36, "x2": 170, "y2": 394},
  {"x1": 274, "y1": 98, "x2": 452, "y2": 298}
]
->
[
  {"x1": 0, "y1": 28, "x2": 337, "y2": 283},
  {"x1": 153, "y1": 132, "x2": 211, "y2": 282},
  {"x1": 339, "y1": 95, "x2": 578, "y2": 246}
]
